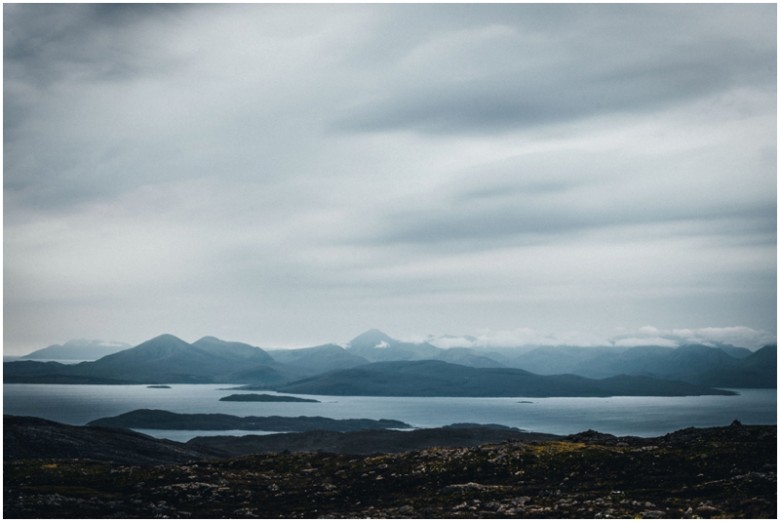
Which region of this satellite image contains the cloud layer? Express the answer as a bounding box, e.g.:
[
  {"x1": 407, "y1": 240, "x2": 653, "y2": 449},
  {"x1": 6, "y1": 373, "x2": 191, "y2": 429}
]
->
[
  {"x1": 4, "y1": 4, "x2": 776, "y2": 353},
  {"x1": 421, "y1": 325, "x2": 775, "y2": 350}
]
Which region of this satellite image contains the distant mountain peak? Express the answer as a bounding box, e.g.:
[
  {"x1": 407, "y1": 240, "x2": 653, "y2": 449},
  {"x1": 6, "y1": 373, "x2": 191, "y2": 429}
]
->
[
  {"x1": 127, "y1": 334, "x2": 192, "y2": 354},
  {"x1": 147, "y1": 333, "x2": 187, "y2": 344},
  {"x1": 348, "y1": 329, "x2": 398, "y2": 349},
  {"x1": 192, "y1": 335, "x2": 244, "y2": 347}
]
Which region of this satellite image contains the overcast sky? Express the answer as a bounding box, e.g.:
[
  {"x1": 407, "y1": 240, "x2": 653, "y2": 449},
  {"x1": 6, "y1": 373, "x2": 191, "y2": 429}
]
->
[{"x1": 4, "y1": 4, "x2": 777, "y2": 354}]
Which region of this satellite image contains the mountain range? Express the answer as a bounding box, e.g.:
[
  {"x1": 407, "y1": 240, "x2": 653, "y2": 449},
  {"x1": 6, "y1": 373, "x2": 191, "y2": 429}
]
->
[{"x1": 4, "y1": 330, "x2": 775, "y2": 395}]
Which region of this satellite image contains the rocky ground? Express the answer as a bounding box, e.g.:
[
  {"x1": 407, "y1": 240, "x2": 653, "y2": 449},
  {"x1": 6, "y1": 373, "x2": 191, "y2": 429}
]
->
[{"x1": 4, "y1": 422, "x2": 776, "y2": 518}]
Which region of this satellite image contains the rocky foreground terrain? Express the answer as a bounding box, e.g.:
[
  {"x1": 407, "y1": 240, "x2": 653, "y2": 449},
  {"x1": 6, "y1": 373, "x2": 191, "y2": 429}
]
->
[{"x1": 4, "y1": 419, "x2": 776, "y2": 518}]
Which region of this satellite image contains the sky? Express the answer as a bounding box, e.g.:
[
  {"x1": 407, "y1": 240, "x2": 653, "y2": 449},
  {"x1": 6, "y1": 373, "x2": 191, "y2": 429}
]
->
[{"x1": 4, "y1": 4, "x2": 777, "y2": 354}]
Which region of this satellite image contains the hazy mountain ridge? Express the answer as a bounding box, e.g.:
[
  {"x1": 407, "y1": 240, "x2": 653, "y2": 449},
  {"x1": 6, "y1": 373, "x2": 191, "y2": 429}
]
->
[
  {"x1": 5, "y1": 330, "x2": 775, "y2": 392},
  {"x1": 6, "y1": 334, "x2": 299, "y2": 385},
  {"x1": 341, "y1": 331, "x2": 776, "y2": 391},
  {"x1": 20, "y1": 339, "x2": 131, "y2": 361},
  {"x1": 342, "y1": 331, "x2": 774, "y2": 388},
  {"x1": 266, "y1": 344, "x2": 369, "y2": 373},
  {"x1": 74, "y1": 334, "x2": 280, "y2": 383},
  {"x1": 511, "y1": 343, "x2": 776, "y2": 388},
  {"x1": 192, "y1": 336, "x2": 276, "y2": 364},
  {"x1": 277, "y1": 359, "x2": 735, "y2": 397},
  {"x1": 434, "y1": 347, "x2": 506, "y2": 368},
  {"x1": 692, "y1": 345, "x2": 777, "y2": 388},
  {"x1": 346, "y1": 329, "x2": 444, "y2": 362}
]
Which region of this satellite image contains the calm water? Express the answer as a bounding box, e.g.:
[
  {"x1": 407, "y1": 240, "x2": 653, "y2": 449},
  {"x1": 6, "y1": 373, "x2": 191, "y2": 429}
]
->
[{"x1": 3, "y1": 384, "x2": 776, "y2": 442}]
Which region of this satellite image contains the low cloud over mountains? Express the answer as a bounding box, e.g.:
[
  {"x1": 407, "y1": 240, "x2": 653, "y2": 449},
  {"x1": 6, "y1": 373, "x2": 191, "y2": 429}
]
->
[{"x1": 421, "y1": 325, "x2": 775, "y2": 351}]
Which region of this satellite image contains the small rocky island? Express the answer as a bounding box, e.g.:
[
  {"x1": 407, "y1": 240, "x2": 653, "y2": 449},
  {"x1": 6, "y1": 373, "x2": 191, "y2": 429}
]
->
[{"x1": 219, "y1": 393, "x2": 319, "y2": 403}]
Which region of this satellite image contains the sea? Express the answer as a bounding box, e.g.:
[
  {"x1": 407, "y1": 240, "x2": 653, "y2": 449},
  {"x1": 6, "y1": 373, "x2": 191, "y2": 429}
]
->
[{"x1": 4, "y1": 384, "x2": 776, "y2": 442}]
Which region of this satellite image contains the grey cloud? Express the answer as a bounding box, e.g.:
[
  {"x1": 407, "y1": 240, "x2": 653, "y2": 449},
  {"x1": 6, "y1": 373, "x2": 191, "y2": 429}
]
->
[
  {"x1": 3, "y1": 4, "x2": 775, "y2": 354},
  {"x1": 334, "y1": 50, "x2": 773, "y2": 135},
  {"x1": 332, "y1": 5, "x2": 775, "y2": 135},
  {"x1": 458, "y1": 180, "x2": 574, "y2": 201},
  {"x1": 5, "y1": 3, "x2": 360, "y2": 213},
  {"x1": 4, "y1": 3, "x2": 186, "y2": 115},
  {"x1": 4, "y1": 4, "x2": 195, "y2": 210},
  {"x1": 358, "y1": 145, "x2": 776, "y2": 249},
  {"x1": 369, "y1": 196, "x2": 775, "y2": 250}
]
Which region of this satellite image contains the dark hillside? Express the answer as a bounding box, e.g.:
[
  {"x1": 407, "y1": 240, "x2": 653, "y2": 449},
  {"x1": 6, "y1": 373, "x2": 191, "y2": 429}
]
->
[
  {"x1": 3, "y1": 415, "x2": 221, "y2": 465},
  {"x1": 5, "y1": 419, "x2": 775, "y2": 518}
]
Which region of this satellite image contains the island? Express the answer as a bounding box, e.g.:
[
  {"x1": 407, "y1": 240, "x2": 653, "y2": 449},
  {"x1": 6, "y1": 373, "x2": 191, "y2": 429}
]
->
[
  {"x1": 87, "y1": 409, "x2": 411, "y2": 432},
  {"x1": 219, "y1": 393, "x2": 319, "y2": 403}
]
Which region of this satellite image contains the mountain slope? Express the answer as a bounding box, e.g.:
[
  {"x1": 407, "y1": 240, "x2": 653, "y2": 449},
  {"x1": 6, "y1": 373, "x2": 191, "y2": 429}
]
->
[
  {"x1": 347, "y1": 329, "x2": 397, "y2": 350},
  {"x1": 267, "y1": 344, "x2": 370, "y2": 374},
  {"x1": 506, "y1": 343, "x2": 775, "y2": 388},
  {"x1": 434, "y1": 347, "x2": 505, "y2": 368},
  {"x1": 192, "y1": 336, "x2": 275, "y2": 364},
  {"x1": 565, "y1": 345, "x2": 686, "y2": 379},
  {"x1": 346, "y1": 329, "x2": 443, "y2": 362},
  {"x1": 191, "y1": 336, "x2": 298, "y2": 384},
  {"x1": 509, "y1": 345, "x2": 626, "y2": 375},
  {"x1": 78, "y1": 334, "x2": 242, "y2": 383},
  {"x1": 276, "y1": 360, "x2": 735, "y2": 397},
  {"x1": 20, "y1": 339, "x2": 131, "y2": 361},
  {"x1": 693, "y1": 345, "x2": 776, "y2": 388}
]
